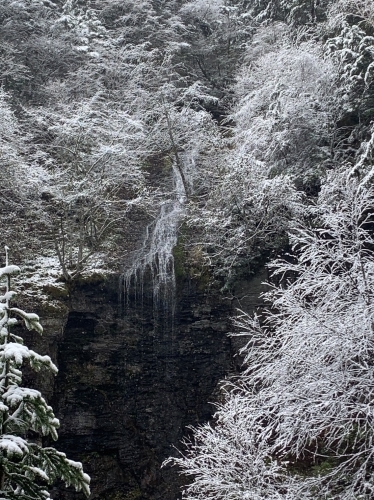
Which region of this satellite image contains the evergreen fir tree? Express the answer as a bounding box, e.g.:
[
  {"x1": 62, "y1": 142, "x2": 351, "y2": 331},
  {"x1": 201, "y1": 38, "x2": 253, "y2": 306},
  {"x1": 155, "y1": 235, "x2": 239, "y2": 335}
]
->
[{"x1": 0, "y1": 247, "x2": 90, "y2": 499}]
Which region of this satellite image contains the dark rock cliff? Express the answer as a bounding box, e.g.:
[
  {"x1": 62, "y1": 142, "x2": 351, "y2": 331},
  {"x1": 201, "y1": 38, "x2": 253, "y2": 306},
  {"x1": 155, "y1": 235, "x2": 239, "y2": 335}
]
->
[{"x1": 30, "y1": 273, "x2": 235, "y2": 500}]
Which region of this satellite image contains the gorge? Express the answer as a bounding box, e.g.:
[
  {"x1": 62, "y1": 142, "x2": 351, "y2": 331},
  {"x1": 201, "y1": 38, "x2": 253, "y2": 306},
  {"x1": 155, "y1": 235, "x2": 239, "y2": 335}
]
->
[{"x1": 1, "y1": 1, "x2": 374, "y2": 498}]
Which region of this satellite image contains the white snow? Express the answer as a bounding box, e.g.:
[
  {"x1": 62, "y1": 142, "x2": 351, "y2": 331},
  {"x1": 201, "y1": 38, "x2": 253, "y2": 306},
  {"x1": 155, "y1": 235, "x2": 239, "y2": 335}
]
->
[
  {"x1": 0, "y1": 435, "x2": 28, "y2": 456},
  {"x1": 0, "y1": 265, "x2": 21, "y2": 279},
  {"x1": 29, "y1": 467, "x2": 49, "y2": 481},
  {"x1": 0, "y1": 343, "x2": 57, "y2": 373}
]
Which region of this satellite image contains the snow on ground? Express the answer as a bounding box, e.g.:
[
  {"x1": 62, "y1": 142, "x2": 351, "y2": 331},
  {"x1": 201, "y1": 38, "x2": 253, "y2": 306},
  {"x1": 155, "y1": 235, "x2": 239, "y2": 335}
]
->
[
  {"x1": 7, "y1": 252, "x2": 114, "y2": 309},
  {"x1": 12, "y1": 253, "x2": 66, "y2": 306}
]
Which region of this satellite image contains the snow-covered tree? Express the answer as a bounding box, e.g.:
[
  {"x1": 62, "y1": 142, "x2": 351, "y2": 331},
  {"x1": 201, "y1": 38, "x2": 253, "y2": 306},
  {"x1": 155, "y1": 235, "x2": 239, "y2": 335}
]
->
[
  {"x1": 178, "y1": 0, "x2": 252, "y2": 93},
  {"x1": 168, "y1": 162, "x2": 374, "y2": 498},
  {"x1": 238, "y1": 0, "x2": 333, "y2": 25},
  {"x1": 325, "y1": 0, "x2": 374, "y2": 158},
  {"x1": 0, "y1": 247, "x2": 90, "y2": 498},
  {"x1": 26, "y1": 90, "x2": 150, "y2": 281},
  {"x1": 188, "y1": 155, "x2": 303, "y2": 284},
  {"x1": 234, "y1": 24, "x2": 337, "y2": 178},
  {"x1": 0, "y1": 89, "x2": 45, "y2": 265},
  {"x1": 186, "y1": 24, "x2": 337, "y2": 285},
  {"x1": 0, "y1": 89, "x2": 24, "y2": 188}
]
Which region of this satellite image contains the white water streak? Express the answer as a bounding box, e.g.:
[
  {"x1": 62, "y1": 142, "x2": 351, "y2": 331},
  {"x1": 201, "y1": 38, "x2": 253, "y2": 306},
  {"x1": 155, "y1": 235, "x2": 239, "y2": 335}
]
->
[{"x1": 124, "y1": 157, "x2": 194, "y2": 313}]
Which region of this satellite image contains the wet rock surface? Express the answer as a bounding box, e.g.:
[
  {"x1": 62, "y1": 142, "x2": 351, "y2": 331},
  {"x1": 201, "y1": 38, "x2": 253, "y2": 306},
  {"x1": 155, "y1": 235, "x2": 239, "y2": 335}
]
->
[{"x1": 43, "y1": 275, "x2": 233, "y2": 500}]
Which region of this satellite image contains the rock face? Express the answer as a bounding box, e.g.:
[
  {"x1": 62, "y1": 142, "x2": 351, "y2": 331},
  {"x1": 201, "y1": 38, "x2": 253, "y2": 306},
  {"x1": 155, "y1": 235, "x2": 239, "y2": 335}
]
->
[{"x1": 42, "y1": 274, "x2": 233, "y2": 500}]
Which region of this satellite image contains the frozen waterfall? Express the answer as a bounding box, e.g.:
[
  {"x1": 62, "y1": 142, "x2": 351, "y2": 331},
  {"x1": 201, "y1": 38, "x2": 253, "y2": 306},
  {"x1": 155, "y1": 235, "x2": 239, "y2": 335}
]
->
[{"x1": 123, "y1": 157, "x2": 193, "y2": 317}]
